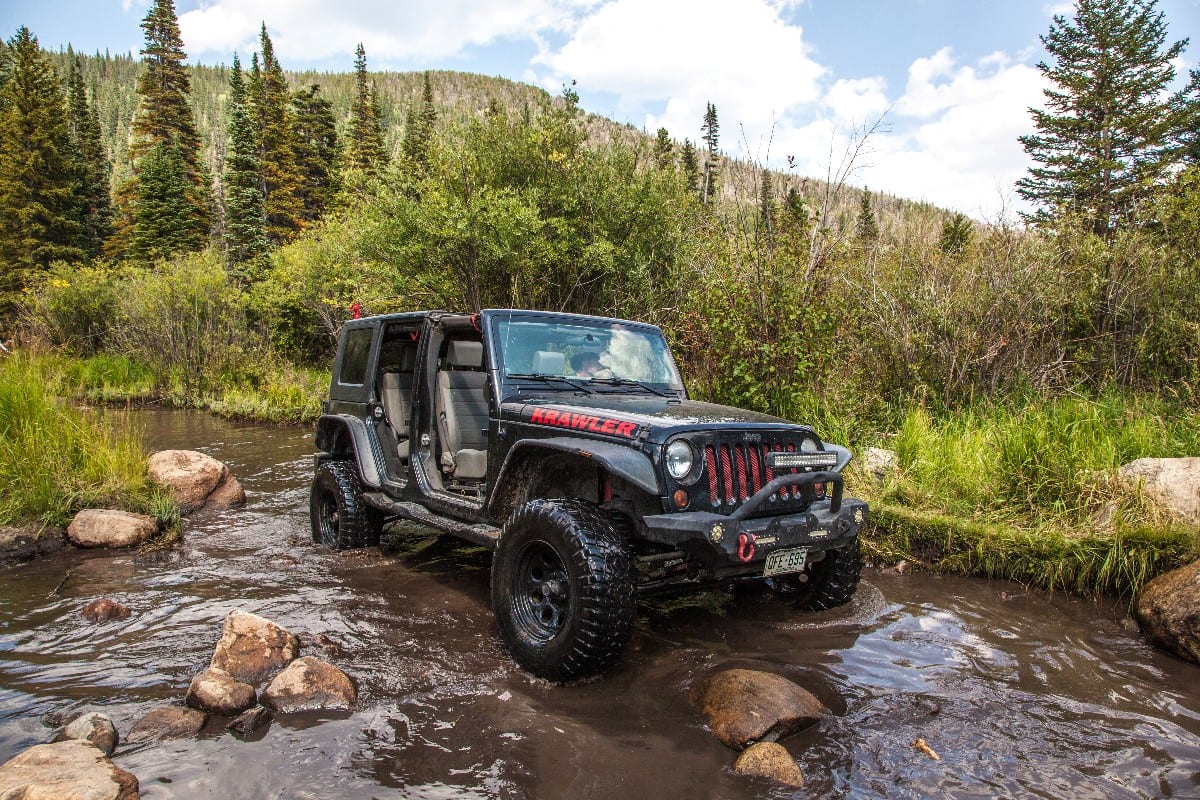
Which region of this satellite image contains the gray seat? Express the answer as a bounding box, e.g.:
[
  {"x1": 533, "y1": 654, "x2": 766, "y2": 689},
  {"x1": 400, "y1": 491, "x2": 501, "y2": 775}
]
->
[
  {"x1": 379, "y1": 344, "x2": 417, "y2": 461},
  {"x1": 531, "y1": 350, "x2": 566, "y2": 374},
  {"x1": 437, "y1": 340, "x2": 489, "y2": 479}
]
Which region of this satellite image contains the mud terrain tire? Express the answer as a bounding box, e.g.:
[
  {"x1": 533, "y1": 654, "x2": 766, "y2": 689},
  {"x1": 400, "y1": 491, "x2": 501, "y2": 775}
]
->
[
  {"x1": 771, "y1": 538, "x2": 862, "y2": 611},
  {"x1": 491, "y1": 499, "x2": 636, "y2": 682},
  {"x1": 310, "y1": 460, "x2": 382, "y2": 550}
]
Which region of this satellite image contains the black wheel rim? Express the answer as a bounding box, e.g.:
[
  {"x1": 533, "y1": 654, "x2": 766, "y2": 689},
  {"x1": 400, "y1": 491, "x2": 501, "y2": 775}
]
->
[
  {"x1": 511, "y1": 540, "x2": 570, "y2": 645},
  {"x1": 318, "y1": 490, "x2": 340, "y2": 546}
]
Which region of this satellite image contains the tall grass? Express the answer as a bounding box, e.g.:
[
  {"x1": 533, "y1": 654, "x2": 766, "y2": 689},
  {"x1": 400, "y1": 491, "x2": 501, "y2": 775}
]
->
[{"x1": 0, "y1": 354, "x2": 172, "y2": 527}]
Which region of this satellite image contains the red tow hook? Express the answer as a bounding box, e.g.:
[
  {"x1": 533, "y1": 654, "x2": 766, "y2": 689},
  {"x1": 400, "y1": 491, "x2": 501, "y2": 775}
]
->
[{"x1": 737, "y1": 533, "x2": 756, "y2": 563}]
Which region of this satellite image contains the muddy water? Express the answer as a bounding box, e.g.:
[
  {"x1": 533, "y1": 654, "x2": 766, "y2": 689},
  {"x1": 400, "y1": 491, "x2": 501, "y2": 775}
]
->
[{"x1": 2, "y1": 409, "x2": 1199, "y2": 799}]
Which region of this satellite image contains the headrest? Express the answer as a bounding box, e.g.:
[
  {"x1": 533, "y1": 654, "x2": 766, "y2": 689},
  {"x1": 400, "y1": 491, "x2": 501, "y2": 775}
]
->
[
  {"x1": 447, "y1": 340, "x2": 484, "y2": 368},
  {"x1": 531, "y1": 350, "x2": 566, "y2": 375}
]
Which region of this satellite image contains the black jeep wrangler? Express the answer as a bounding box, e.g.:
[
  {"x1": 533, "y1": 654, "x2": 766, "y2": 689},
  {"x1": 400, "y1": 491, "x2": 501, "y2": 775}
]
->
[{"x1": 310, "y1": 310, "x2": 867, "y2": 681}]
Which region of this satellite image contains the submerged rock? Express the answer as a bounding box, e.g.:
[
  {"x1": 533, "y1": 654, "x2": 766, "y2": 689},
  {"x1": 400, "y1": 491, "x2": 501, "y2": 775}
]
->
[
  {"x1": 0, "y1": 740, "x2": 139, "y2": 799},
  {"x1": 62, "y1": 711, "x2": 119, "y2": 756},
  {"x1": 0, "y1": 525, "x2": 67, "y2": 562},
  {"x1": 261, "y1": 656, "x2": 356, "y2": 713},
  {"x1": 147, "y1": 449, "x2": 246, "y2": 515},
  {"x1": 690, "y1": 668, "x2": 830, "y2": 750},
  {"x1": 185, "y1": 667, "x2": 257, "y2": 716},
  {"x1": 67, "y1": 510, "x2": 157, "y2": 549},
  {"x1": 226, "y1": 706, "x2": 272, "y2": 738},
  {"x1": 126, "y1": 706, "x2": 207, "y2": 743},
  {"x1": 1135, "y1": 558, "x2": 1200, "y2": 664},
  {"x1": 82, "y1": 598, "x2": 131, "y2": 622},
  {"x1": 209, "y1": 610, "x2": 300, "y2": 686},
  {"x1": 732, "y1": 741, "x2": 804, "y2": 787}
]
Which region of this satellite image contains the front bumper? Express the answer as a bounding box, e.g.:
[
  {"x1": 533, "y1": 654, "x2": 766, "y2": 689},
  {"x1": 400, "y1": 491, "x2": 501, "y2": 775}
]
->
[{"x1": 640, "y1": 470, "x2": 867, "y2": 579}]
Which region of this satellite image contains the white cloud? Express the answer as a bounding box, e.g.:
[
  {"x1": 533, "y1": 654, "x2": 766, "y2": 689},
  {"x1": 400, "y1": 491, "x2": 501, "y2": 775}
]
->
[{"x1": 178, "y1": 0, "x2": 592, "y2": 65}]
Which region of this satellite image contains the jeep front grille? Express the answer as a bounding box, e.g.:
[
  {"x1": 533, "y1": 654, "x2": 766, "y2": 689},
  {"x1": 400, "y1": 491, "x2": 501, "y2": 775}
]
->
[{"x1": 702, "y1": 438, "x2": 825, "y2": 515}]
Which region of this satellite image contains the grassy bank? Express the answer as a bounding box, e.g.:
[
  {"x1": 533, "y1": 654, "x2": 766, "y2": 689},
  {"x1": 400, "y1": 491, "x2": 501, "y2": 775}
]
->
[
  {"x1": 852, "y1": 394, "x2": 1200, "y2": 598},
  {"x1": 0, "y1": 354, "x2": 175, "y2": 528}
]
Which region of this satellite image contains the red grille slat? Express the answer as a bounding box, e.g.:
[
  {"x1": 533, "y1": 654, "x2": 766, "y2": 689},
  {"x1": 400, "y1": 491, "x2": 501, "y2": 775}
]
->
[
  {"x1": 720, "y1": 445, "x2": 734, "y2": 504},
  {"x1": 705, "y1": 445, "x2": 719, "y2": 505},
  {"x1": 700, "y1": 436, "x2": 816, "y2": 515},
  {"x1": 749, "y1": 445, "x2": 762, "y2": 494},
  {"x1": 734, "y1": 446, "x2": 749, "y2": 500}
]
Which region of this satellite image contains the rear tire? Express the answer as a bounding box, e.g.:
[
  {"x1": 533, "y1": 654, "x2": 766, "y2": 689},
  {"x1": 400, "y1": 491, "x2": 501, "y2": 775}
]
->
[
  {"x1": 310, "y1": 460, "x2": 383, "y2": 550},
  {"x1": 769, "y1": 538, "x2": 862, "y2": 611},
  {"x1": 491, "y1": 499, "x2": 636, "y2": 682}
]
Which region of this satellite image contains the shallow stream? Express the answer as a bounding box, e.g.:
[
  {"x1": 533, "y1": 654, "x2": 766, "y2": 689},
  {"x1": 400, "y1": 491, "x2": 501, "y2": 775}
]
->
[{"x1": 1, "y1": 409, "x2": 1197, "y2": 798}]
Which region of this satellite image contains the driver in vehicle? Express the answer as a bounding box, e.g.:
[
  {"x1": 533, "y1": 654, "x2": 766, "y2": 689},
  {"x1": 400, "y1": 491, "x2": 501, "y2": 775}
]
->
[{"x1": 572, "y1": 351, "x2": 604, "y2": 377}]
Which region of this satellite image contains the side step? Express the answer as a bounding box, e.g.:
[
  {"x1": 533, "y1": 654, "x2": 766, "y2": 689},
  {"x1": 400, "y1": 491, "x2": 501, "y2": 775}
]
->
[{"x1": 363, "y1": 492, "x2": 500, "y2": 550}]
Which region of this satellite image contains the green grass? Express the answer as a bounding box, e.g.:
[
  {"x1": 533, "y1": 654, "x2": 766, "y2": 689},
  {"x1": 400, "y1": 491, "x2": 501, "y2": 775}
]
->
[
  {"x1": 0, "y1": 354, "x2": 174, "y2": 528},
  {"x1": 852, "y1": 393, "x2": 1200, "y2": 597}
]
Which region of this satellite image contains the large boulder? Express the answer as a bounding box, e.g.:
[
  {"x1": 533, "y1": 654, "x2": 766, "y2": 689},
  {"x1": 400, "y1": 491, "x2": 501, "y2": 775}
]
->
[
  {"x1": 209, "y1": 610, "x2": 299, "y2": 686},
  {"x1": 1115, "y1": 457, "x2": 1200, "y2": 526},
  {"x1": 733, "y1": 741, "x2": 805, "y2": 787},
  {"x1": 261, "y1": 656, "x2": 357, "y2": 714},
  {"x1": 61, "y1": 712, "x2": 119, "y2": 756},
  {"x1": 690, "y1": 668, "x2": 830, "y2": 750},
  {"x1": 125, "y1": 706, "x2": 207, "y2": 744},
  {"x1": 147, "y1": 450, "x2": 246, "y2": 515},
  {"x1": 185, "y1": 667, "x2": 256, "y2": 716},
  {"x1": 0, "y1": 740, "x2": 138, "y2": 799},
  {"x1": 0, "y1": 525, "x2": 67, "y2": 562},
  {"x1": 67, "y1": 510, "x2": 157, "y2": 549},
  {"x1": 1135, "y1": 558, "x2": 1200, "y2": 664}
]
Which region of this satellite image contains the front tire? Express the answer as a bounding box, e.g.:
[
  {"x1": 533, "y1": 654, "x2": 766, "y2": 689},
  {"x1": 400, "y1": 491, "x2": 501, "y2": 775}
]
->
[
  {"x1": 491, "y1": 499, "x2": 636, "y2": 682},
  {"x1": 310, "y1": 460, "x2": 382, "y2": 550},
  {"x1": 769, "y1": 538, "x2": 862, "y2": 611}
]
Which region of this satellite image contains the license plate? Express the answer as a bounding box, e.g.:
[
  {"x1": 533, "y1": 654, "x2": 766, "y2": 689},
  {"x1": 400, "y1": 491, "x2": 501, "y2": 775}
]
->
[{"x1": 763, "y1": 547, "x2": 809, "y2": 577}]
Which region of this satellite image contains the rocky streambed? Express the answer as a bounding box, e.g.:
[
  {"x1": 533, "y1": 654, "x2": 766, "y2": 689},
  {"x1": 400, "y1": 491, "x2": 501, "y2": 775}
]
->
[{"x1": 1, "y1": 408, "x2": 1198, "y2": 798}]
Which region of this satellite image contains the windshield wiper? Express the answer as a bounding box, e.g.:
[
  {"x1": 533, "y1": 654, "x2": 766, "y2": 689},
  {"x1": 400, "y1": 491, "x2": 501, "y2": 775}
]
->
[
  {"x1": 506, "y1": 373, "x2": 593, "y2": 393},
  {"x1": 588, "y1": 377, "x2": 673, "y2": 397}
]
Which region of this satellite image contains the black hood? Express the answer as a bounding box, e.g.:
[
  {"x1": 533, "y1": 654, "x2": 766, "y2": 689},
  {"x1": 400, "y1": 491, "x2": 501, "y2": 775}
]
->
[{"x1": 504, "y1": 394, "x2": 812, "y2": 443}]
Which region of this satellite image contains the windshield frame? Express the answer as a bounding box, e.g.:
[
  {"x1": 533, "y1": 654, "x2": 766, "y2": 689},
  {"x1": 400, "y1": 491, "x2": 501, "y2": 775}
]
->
[{"x1": 483, "y1": 310, "x2": 686, "y2": 399}]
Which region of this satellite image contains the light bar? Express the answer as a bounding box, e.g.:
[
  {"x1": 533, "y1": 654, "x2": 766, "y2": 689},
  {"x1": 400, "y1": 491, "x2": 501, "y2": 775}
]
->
[{"x1": 767, "y1": 451, "x2": 837, "y2": 469}]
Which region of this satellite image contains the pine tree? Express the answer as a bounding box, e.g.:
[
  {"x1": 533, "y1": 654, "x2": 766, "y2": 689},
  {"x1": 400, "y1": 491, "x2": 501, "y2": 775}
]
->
[
  {"x1": 402, "y1": 71, "x2": 437, "y2": 173},
  {"x1": 856, "y1": 189, "x2": 879, "y2": 242},
  {"x1": 252, "y1": 24, "x2": 304, "y2": 244},
  {"x1": 124, "y1": 0, "x2": 210, "y2": 259},
  {"x1": 758, "y1": 168, "x2": 774, "y2": 234},
  {"x1": 939, "y1": 212, "x2": 973, "y2": 257},
  {"x1": 344, "y1": 43, "x2": 387, "y2": 176},
  {"x1": 291, "y1": 83, "x2": 339, "y2": 222},
  {"x1": 0, "y1": 26, "x2": 85, "y2": 306},
  {"x1": 67, "y1": 57, "x2": 113, "y2": 257},
  {"x1": 700, "y1": 102, "x2": 720, "y2": 204},
  {"x1": 1017, "y1": 0, "x2": 1190, "y2": 235},
  {"x1": 653, "y1": 127, "x2": 673, "y2": 171},
  {"x1": 222, "y1": 53, "x2": 268, "y2": 275},
  {"x1": 680, "y1": 138, "x2": 699, "y2": 194}
]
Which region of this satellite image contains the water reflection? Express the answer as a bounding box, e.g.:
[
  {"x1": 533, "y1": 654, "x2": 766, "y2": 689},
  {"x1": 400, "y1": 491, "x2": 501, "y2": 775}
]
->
[{"x1": 0, "y1": 408, "x2": 1196, "y2": 798}]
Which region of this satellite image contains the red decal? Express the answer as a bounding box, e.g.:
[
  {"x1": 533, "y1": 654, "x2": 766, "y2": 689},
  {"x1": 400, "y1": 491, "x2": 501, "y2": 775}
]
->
[
  {"x1": 601, "y1": 418, "x2": 617, "y2": 434},
  {"x1": 525, "y1": 409, "x2": 639, "y2": 438},
  {"x1": 616, "y1": 421, "x2": 637, "y2": 438},
  {"x1": 530, "y1": 408, "x2": 546, "y2": 423}
]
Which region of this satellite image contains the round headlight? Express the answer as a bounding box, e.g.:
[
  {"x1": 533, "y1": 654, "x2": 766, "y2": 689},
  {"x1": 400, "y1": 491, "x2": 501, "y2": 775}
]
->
[
  {"x1": 801, "y1": 437, "x2": 820, "y2": 452},
  {"x1": 665, "y1": 440, "x2": 694, "y2": 481}
]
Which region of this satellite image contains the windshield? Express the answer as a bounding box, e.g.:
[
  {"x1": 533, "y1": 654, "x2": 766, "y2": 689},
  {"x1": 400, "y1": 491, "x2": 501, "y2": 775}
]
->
[{"x1": 490, "y1": 314, "x2": 683, "y2": 390}]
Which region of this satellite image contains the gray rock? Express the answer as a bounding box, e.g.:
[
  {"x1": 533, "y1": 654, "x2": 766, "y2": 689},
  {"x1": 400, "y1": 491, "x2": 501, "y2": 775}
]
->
[
  {"x1": 733, "y1": 741, "x2": 804, "y2": 787},
  {"x1": 147, "y1": 450, "x2": 245, "y2": 515},
  {"x1": 185, "y1": 667, "x2": 256, "y2": 716},
  {"x1": 125, "y1": 706, "x2": 207, "y2": 743},
  {"x1": 67, "y1": 510, "x2": 157, "y2": 549},
  {"x1": 209, "y1": 610, "x2": 300, "y2": 686},
  {"x1": 1135, "y1": 558, "x2": 1200, "y2": 664},
  {"x1": 0, "y1": 525, "x2": 67, "y2": 562},
  {"x1": 690, "y1": 668, "x2": 830, "y2": 750},
  {"x1": 860, "y1": 447, "x2": 898, "y2": 483},
  {"x1": 0, "y1": 740, "x2": 139, "y2": 799},
  {"x1": 63, "y1": 712, "x2": 119, "y2": 756},
  {"x1": 261, "y1": 656, "x2": 356, "y2": 714},
  {"x1": 1115, "y1": 457, "x2": 1200, "y2": 526},
  {"x1": 226, "y1": 706, "x2": 272, "y2": 738}
]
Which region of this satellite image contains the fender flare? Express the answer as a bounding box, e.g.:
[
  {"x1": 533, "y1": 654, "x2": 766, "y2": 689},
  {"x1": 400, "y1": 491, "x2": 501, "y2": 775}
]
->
[
  {"x1": 488, "y1": 436, "x2": 660, "y2": 517},
  {"x1": 314, "y1": 414, "x2": 383, "y2": 489}
]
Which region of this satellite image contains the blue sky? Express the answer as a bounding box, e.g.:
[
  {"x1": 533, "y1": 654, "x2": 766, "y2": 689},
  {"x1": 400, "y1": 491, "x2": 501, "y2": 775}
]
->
[{"x1": 4, "y1": 0, "x2": 1199, "y2": 217}]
